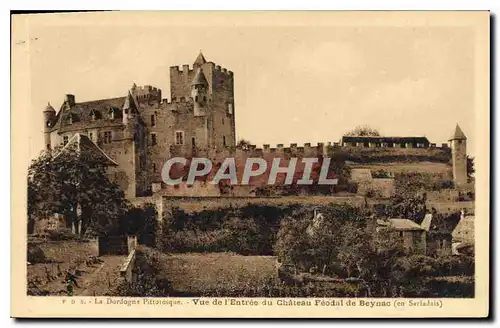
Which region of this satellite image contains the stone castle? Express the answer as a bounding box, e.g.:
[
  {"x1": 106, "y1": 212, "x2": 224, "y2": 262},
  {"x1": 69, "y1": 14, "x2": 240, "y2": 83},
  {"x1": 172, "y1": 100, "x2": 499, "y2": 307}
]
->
[
  {"x1": 42, "y1": 52, "x2": 469, "y2": 199},
  {"x1": 43, "y1": 52, "x2": 236, "y2": 198}
]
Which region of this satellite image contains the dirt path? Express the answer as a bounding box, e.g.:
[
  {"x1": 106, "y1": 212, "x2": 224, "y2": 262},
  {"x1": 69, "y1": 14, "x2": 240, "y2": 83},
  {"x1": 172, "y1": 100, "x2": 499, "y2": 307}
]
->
[
  {"x1": 28, "y1": 255, "x2": 126, "y2": 296},
  {"x1": 77, "y1": 255, "x2": 125, "y2": 296}
]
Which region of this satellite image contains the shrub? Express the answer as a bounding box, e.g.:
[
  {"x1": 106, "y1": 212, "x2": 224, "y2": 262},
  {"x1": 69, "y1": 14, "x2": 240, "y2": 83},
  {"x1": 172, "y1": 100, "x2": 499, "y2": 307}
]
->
[
  {"x1": 372, "y1": 170, "x2": 392, "y2": 179},
  {"x1": 110, "y1": 250, "x2": 173, "y2": 297},
  {"x1": 47, "y1": 229, "x2": 79, "y2": 241},
  {"x1": 27, "y1": 243, "x2": 47, "y2": 264}
]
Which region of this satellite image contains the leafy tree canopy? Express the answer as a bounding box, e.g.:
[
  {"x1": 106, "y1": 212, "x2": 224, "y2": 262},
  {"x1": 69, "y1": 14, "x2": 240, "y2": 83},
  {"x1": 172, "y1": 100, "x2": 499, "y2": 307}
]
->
[
  {"x1": 28, "y1": 144, "x2": 130, "y2": 236},
  {"x1": 236, "y1": 139, "x2": 252, "y2": 150},
  {"x1": 344, "y1": 125, "x2": 381, "y2": 137},
  {"x1": 467, "y1": 156, "x2": 475, "y2": 178}
]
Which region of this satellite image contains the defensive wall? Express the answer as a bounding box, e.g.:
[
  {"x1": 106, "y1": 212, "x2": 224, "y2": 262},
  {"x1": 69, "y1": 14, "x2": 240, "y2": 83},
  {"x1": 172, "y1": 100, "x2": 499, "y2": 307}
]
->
[{"x1": 163, "y1": 141, "x2": 452, "y2": 164}]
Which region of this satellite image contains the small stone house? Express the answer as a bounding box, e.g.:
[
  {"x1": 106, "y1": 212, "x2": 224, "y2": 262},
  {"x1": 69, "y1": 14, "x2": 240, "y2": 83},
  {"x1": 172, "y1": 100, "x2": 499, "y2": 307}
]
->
[{"x1": 376, "y1": 218, "x2": 426, "y2": 254}]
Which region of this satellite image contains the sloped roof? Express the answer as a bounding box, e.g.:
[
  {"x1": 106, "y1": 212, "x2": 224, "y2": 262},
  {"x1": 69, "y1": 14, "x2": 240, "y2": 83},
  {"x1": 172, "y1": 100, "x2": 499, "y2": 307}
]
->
[
  {"x1": 428, "y1": 211, "x2": 462, "y2": 234},
  {"x1": 44, "y1": 102, "x2": 56, "y2": 113},
  {"x1": 377, "y1": 218, "x2": 424, "y2": 231},
  {"x1": 55, "y1": 133, "x2": 118, "y2": 166},
  {"x1": 52, "y1": 97, "x2": 126, "y2": 133},
  {"x1": 452, "y1": 215, "x2": 474, "y2": 240},
  {"x1": 342, "y1": 136, "x2": 430, "y2": 144},
  {"x1": 420, "y1": 213, "x2": 433, "y2": 231},
  {"x1": 191, "y1": 68, "x2": 208, "y2": 86},
  {"x1": 449, "y1": 124, "x2": 467, "y2": 141},
  {"x1": 122, "y1": 91, "x2": 139, "y2": 113},
  {"x1": 194, "y1": 51, "x2": 207, "y2": 66}
]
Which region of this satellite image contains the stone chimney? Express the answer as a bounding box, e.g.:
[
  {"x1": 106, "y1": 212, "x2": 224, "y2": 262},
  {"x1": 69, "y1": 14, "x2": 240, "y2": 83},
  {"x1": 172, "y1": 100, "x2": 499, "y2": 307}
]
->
[{"x1": 65, "y1": 94, "x2": 75, "y2": 107}]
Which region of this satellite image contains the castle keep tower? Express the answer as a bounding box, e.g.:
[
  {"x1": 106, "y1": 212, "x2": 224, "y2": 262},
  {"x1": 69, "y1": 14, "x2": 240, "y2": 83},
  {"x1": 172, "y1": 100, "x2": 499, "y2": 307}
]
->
[
  {"x1": 169, "y1": 51, "x2": 236, "y2": 149},
  {"x1": 449, "y1": 124, "x2": 468, "y2": 186}
]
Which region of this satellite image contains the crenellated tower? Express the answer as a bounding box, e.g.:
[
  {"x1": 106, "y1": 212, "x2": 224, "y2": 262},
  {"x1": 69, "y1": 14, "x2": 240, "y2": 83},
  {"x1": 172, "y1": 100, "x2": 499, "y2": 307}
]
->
[{"x1": 169, "y1": 51, "x2": 236, "y2": 149}]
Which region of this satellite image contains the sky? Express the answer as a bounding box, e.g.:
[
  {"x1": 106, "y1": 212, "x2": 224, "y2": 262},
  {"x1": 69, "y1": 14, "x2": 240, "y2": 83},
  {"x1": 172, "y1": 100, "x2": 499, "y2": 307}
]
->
[{"x1": 21, "y1": 12, "x2": 477, "y2": 158}]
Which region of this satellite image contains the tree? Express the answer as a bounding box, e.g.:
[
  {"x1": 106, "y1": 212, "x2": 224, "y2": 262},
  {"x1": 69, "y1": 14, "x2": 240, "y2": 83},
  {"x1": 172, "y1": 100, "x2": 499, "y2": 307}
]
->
[
  {"x1": 467, "y1": 156, "x2": 475, "y2": 178},
  {"x1": 236, "y1": 139, "x2": 252, "y2": 151},
  {"x1": 120, "y1": 203, "x2": 158, "y2": 246},
  {"x1": 274, "y1": 215, "x2": 312, "y2": 269},
  {"x1": 28, "y1": 144, "x2": 130, "y2": 236},
  {"x1": 345, "y1": 125, "x2": 381, "y2": 137}
]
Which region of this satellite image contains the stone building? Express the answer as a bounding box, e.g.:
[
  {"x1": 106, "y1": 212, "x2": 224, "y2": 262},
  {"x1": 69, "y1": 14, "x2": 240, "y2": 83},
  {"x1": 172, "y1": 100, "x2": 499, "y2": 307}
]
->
[
  {"x1": 341, "y1": 136, "x2": 432, "y2": 148},
  {"x1": 376, "y1": 218, "x2": 427, "y2": 254},
  {"x1": 43, "y1": 52, "x2": 236, "y2": 198},
  {"x1": 449, "y1": 124, "x2": 468, "y2": 186}
]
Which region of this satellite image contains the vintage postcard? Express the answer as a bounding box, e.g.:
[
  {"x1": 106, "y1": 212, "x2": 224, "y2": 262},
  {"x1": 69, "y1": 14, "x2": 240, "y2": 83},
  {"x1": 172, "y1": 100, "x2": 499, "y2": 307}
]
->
[{"x1": 11, "y1": 11, "x2": 490, "y2": 318}]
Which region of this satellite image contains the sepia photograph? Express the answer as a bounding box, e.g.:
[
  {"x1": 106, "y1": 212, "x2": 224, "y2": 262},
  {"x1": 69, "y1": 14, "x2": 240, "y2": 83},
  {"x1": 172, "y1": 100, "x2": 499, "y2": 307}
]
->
[{"x1": 10, "y1": 10, "x2": 490, "y2": 318}]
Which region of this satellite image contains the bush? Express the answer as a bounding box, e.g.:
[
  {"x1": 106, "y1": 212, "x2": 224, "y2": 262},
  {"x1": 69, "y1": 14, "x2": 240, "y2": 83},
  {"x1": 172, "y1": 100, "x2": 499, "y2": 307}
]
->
[
  {"x1": 372, "y1": 170, "x2": 392, "y2": 179},
  {"x1": 110, "y1": 250, "x2": 173, "y2": 297},
  {"x1": 27, "y1": 243, "x2": 47, "y2": 264},
  {"x1": 47, "y1": 229, "x2": 79, "y2": 241}
]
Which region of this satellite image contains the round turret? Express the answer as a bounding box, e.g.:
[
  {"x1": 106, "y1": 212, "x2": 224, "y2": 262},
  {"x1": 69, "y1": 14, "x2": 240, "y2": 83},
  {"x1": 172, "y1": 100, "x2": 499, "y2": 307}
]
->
[
  {"x1": 191, "y1": 68, "x2": 208, "y2": 116},
  {"x1": 43, "y1": 102, "x2": 56, "y2": 149}
]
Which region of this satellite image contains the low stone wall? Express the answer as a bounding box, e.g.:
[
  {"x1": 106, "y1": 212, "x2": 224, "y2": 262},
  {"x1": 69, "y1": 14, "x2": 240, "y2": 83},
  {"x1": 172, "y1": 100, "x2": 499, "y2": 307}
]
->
[
  {"x1": 119, "y1": 249, "x2": 136, "y2": 283},
  {"x1": 425, "y1": 190, "x2": 460, "y2": 202},
  {"x1": 427, "y1": 201, "x2": 475, "y2": 215}
]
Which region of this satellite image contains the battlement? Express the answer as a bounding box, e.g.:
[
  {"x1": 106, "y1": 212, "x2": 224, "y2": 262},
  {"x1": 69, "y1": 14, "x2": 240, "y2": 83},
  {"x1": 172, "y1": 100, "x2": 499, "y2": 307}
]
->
[
  {"x1": 135, "y1": 85, "x2": 160, "y2": 93},
  {"x1": 170, "y1": 65, "x2": 195, "y2": 74},
  {"x1": 202, "y1": 141, "x2": 453, "y2": 163},
  {"x1": 170, "y1": 63, "x2": 234, "y2": 78},
  {"x1": 160, "y1": 96, "x2": 193, "y2": 105},
  {"x1": 213, "y1": 63, "x2": 234, "y2": 76},
  {"x1": 132, "y1": 85, "x2": 162, "y2": 103}
]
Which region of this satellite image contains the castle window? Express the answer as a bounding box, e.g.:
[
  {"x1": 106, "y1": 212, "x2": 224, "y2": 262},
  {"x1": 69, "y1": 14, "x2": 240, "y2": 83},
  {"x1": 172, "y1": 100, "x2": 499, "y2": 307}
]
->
[
  {"x1": 222, "y1": 118, "x2": 224, "y2": 125},
  {"x1": 88, "y1": 132, "x2": 94, "y2": 142},
  {"x1": 223, "y1": 136, "x2": 226, "y2": 147},
  {"x1": 228, "y1": 103, "x2": 233, "y2": 115},
  {"x1": 63, "y1": 135, "x2": 69, "y2": 145},
  {"x1": 175, "y1": 131, "x2": 184, "y2": 145},
  {"x1": 151, "y1": 133, "x2": 157, "y2": 146},
  {"x1": 103, "y1": 131, "x2": 112, "y2": 144},
  {"x1": 152, "y1": 163, "x2": 156, "y2": 173},
  {"x1": 109, "y1": 109, "x2": 115, "y2": 120},
  {"x1": 192, "y1": 137, "x2": 196, "y2": 148},
  {"x1": 203, "y1": 96, "x2": 207, "y2": 102},
  {"x1": 151, "y1": 115, "x2": 156, "y2": 127},
  {"x1": 195, "y1": 96, "x2": 199, "y2": 102},
  {"x1": 68, "y1": 115, "x2": 73, "y2": 125}
]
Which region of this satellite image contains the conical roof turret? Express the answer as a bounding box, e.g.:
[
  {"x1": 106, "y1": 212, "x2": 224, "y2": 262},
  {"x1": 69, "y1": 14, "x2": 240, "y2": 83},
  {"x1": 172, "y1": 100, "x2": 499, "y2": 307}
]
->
[
  {"x1": 194, "y1": 51, "x2": 207, "y2": 67},
  {"x1": 191, "y1": 68, "x2": 208, "y2": 86},
  {"x1": 449, "y1": 124, "x2": 467, "y2": 141},
  {"x1": 44, "y1": 102, "x2": 56, "y2": 112}
]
